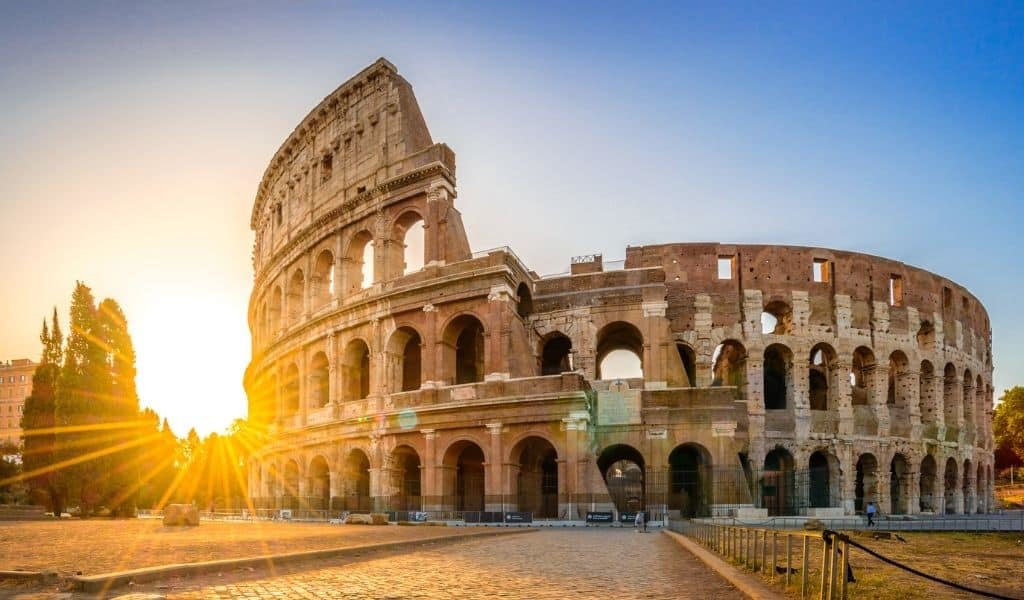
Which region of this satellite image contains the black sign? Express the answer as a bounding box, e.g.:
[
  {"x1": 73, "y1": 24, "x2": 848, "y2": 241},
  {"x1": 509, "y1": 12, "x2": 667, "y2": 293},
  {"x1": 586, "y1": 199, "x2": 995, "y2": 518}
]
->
[
  {"x1": 504, "y1": 512, "x2": 533, "y2": 523},
  {"x1": 586, "y1": 511, "x2": 614, "y2": 523},
  {"x1": 620, "y1": 511, "x2": 639, "y2": 523}
]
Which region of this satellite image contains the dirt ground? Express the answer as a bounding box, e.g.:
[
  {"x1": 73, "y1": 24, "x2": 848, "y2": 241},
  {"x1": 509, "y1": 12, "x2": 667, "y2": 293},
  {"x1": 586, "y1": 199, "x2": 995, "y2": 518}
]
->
[
  {"x1": 732, "y1": 530, "x2": 1024, "y2": 599},
  {"x1": 0, "y1": 518, "x2": 480, "y2": 576}
]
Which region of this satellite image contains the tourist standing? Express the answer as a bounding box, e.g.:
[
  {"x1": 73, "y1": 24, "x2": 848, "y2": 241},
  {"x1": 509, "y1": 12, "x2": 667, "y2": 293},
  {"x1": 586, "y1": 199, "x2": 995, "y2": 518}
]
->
[{"x1": 866, "y1": 501, "x2": 877, "y2": 527}]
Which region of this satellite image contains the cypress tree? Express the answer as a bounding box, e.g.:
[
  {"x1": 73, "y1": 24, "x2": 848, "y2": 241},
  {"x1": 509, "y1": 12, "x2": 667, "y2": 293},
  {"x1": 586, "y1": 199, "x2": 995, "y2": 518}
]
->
[{"x1": 20, "y1": 310, "x2": 64, "y2": 514}]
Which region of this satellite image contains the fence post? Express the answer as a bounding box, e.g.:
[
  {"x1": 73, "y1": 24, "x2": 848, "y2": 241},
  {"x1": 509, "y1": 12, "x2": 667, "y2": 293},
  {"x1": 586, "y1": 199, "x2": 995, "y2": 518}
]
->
[
  {"x1": 828, "y1": 533, "x2": 839, "y2": 600},
  {"x1": 819, "y1": 534, "x2": 830, "y2": 600},
  {"x1": 840, "y1": 538, "x2": 849, "y2": 600},
  {"x1": 761, "y1": 529, "x2": 768, "y2": 574},
  {"x1": 801, "y1": 536, "x2": 809, "y2": 599},
  {"x1": 785, "y1": 534, "x2": 792, "y2": 587},
  {"x1": 771, "y1": 531, "x2": 777, "y2": 581}
]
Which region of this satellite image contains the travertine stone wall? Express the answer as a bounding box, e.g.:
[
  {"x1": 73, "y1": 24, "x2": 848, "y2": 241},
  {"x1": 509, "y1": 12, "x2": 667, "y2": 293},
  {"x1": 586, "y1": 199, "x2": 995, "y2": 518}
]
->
[{"x1": 244, "y1": 60, "x2": 995, "y2": 519}]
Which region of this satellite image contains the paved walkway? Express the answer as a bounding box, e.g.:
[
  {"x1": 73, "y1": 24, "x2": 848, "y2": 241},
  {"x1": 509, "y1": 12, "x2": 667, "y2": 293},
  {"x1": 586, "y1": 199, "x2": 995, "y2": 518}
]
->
[{"x1": 100, "y1": 529, "x2": 740, "y2": 599}]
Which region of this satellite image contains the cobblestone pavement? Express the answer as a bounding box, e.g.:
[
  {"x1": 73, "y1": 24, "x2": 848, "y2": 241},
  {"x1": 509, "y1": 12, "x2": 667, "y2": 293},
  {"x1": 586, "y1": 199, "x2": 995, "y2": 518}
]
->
[{"x1": 97, "y1": 528, "x2": 739, "y2": 599}]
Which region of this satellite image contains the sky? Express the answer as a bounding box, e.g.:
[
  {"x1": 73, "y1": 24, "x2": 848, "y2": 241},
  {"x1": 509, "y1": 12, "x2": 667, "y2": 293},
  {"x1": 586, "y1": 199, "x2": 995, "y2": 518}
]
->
[{"x1": 1, "y1": 1, "x2": 1022, "y2": 436}]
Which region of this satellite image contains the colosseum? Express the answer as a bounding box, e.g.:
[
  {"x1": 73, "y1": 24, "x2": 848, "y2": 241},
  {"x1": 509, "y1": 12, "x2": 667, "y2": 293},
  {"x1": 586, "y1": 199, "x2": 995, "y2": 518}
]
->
[{"x1": 244, "y1": 58, "x2": 995, "y2": 523}]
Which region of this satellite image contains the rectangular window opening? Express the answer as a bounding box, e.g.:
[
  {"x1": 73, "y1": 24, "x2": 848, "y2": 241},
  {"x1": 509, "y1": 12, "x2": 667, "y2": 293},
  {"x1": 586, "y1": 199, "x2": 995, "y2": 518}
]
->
[
  {"x1": 943, "y1": 287, "x2": 952, "y2": 310},
  {"x1": 889, "y1": 275, "x2": 903, "y2": 307},
  {"x1": 717, "y1": 256, "x2": 734, "y2": 280},
  {"x1": 812, "y1": 259, "x2": 831, "y2": 283}
]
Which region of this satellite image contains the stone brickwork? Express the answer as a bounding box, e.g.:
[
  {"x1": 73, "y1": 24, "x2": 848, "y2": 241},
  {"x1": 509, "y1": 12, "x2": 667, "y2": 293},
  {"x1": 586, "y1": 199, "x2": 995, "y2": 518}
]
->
[{"x1": 244, "y1": 59, "x2": 994, "y2": 521}]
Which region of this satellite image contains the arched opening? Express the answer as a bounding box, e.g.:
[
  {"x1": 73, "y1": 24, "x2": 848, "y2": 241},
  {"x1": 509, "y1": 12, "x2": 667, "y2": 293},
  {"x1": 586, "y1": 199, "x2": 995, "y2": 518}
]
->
[
  {"x1": 920, "y1": 455, "x2": 938, "y2": 512},
  {"x1": 308, "y1": 456, "x2": 330, "y2": 511},
  {"x1": 342, "y1": 339, "x2": 371, "y2": 401},
  {"x1": 443, "y1": 315, "x2": 486, "y2": 385},
  {"x1": 890, "y1": 454, "x2": 911, "y2": 514},
  {"x1": 341, "y1": 449, "x2": 371, "y2": 512},
  {"x1": 673, "y1": 343, "x2": 697, "y2": 387},
  {"x1": 808, "y1": 345, "x2": 838, "y2": 432},
  {"x1": 855, "y1": 453, "x2": 879, "y2": 513},
  {"x1": 711, "y1": 340, "x2": 746, "y2": 396},
  {"x1": 540, "y1": 333, "x2": 573, "y2": 375},
  {"x1": 282, "y1": 363, "x2": 300, "y2": 416},
  {"x1": 917, "y1": 320, "x2": 936, "y2": 351},
  {"x1": 668, "y1": 444, "x2": 711, "y2": 518},
  {"x1": 312, "y1": 250, "x2": 335, "y2": 309},
  {"x1": 269, "y1": 286, "x2": 282, "y2": 334},
  {"x1": 345, "y1": 230, "x2": 374, "y2": 293},
  {"x1": 596, "y1": 321, "x2": 644, "y2": 380},
  {"x1": 975, "y1": 375, "x2": 985, "y2": 438},
  {"x1": 393, "y1": 211, "x2": 425, "y2": 276},
  {"x1": 309, "y1": 352, "x2": 330, "y2": 407},
  {"x1": 962, "y1": 369, "x2": 975, "y2": 437},
  {"x1": 282, "y1": 459, "x2": 300, "y2": 510},
  {"x1": 390, "y1": 446, "x2": 422, "y2": 511},
  {"x1": 809, "y1": 450, "x2": 840, "y2": 509},
  {"x1": 511, "y1": 437, "x2": 558, "y2": 519},
  {"x1": 888, "y1": 351, "x2": 911, "y2": 436},
  {"x1": 850, "y1": 347, "x2": 875, "y2": 405},
  {"x1": 761, "y1": 300, "x2": 793, "y2": 335},
  {"x1": 763, "y1": 344, "x2": 792, "y2": 410},
  {"x1": 598, "y1": 444, "x2": 646, "y2": 514},
  {"x1": 762, "y1": 448, "x2": 795, "y2": 516},
  {"x1": 943, "y1": 363, "x2": 959, "y2": 439},
  {"x1": 387, "y1": 327, "x2": 422, "y2": 392},
  {"x1": 516, "y1": 282, "x2": 533, "y2": 319},
  {"x1": 944, "y1": 457, "x2": 958, "y2": 514},
  {"x1": 258, "y1": 301, "x2": 268, "y2": 343},
  {"x1": 919, "y1": 360, "x2": 937, "y2": 435},
  {"x1": 287, "y1": 269, "x2": 304, "y2": 325},
  {"x1": 443, "y1": 441, "x2": 486, "y2": 512},
  {"x1": 963, "y1": 459, "x2": 974, "y2": 514}
]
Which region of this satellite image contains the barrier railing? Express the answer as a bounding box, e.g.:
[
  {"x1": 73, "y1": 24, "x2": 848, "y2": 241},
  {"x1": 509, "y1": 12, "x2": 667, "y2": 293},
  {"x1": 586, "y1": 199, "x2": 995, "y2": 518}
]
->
[{"x1": 674, "y1": 520, "x2": 1019, "y2": 600}]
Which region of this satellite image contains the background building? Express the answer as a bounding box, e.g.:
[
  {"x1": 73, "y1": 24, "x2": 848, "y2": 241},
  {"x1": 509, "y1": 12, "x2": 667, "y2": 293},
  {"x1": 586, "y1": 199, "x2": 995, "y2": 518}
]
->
[
  {"x1": 244, "y1": 59, "x2": 994, "y2": 520},
  {"x1": 0, "y1": 359, "x2": 35, "y2": 448}
]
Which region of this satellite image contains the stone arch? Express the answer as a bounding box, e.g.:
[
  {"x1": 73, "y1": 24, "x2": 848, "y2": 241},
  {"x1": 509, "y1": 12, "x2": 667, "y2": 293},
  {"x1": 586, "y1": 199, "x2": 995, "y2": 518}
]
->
[
  {"x1": 269, "y1": 285, "x2": 283, "y2": 334},
  {"x1": 850, "y1": 346, "x2": 876, "y2": 405},
  {"x1": 962, "y1": 369, "x2": 975, "y2": 435},
  {"x1": 282, "y1": 363, "x2": 300, "y2": 416},
  {"x1": 309, "y1": 351, "x2": 330, "y2": 408},
  {"x1": 442, "y1": 439, "x2": 487, "y2": 512},
  {"x1": 671, "y1": 343, "x2": 697, "y2": 387},
  {"x1": 516, "y1": 282, "x2": 533, "y2": 319},
  {"x1": 711, "y1": 340, "x2": 746, "y2": 396},
  {"x1": 509, "y1": 436, "x2": 558, "y2": 518},
  {"x1": 598, "y1": 444, "x2": 646, "y2": 513},
  {"x1": 595, "y1": 321, "x2": 644, "y2": 380},
  {"x1": 808, "y1": 449, "x2": 841, "y2": 509},
  {"x1": 763, "y1": 343, "x2": 793, "y2": 410},
  {"x1": 540, "y1": 332, "x2": 573, "y2": 376},
  {"x1": 386, "y1": 326, "x2": 422, "y2": 393},
  {"x1": 962, "y1": 458, "x2": 974, "y2": 514},
  {"x1": 391, "y1": 210, "x2": 425, "y2": 276},
  {"x1": 762, "y1": 447, "x2": 796, "y2": 516},
  {"x1": 341, "y1": 338, "x2": 371, "y2": 401},
  {"x1": 855, "y1": 453, "x2": 879, "y2": 513},
  {"x1": 312, "y1": 249, "x2": 335, "y2": 309},
  {"x1": 761, "y1": 299, "x2": 793, "y2": 335},
  {"x1": 668, "y1": 443, "x2": 712, "y2": 518},
  {"x1": 340, "y1": 448, "x2": 371, "y2": 512},
  {"x1": 890, "y1": 453, "x2": 911, "y2": 514},
  {"x1": 344, "y1": 230, "x2": 374, "y2": 292},
  {"x1": 887, "y1": 351, "x2": 912, "y2": 437},
  {"x1": 919, "y1": 454, "x2": 938, "y2": 512},
  {"x1": 282, "y1": 459, "x2": 300, "y2": 510},
  {"x1": 389, "y1": 445, "x2": 422, "y2": 511},
  {"x1": 308, "y1": 455, "x2": 331, "y2": 511},
  {"x1": 808, "y1": 343, "x2": 838, "y2": 411},
  {"x1": 287, "y1": 268, "x2": 305, "y2": 325},
  {"x1": 943, "y1": 457, "x2": 959, "y2": 514},
  {"x1": 442, "y1": 314, "x2": 486, "y2": 385}
]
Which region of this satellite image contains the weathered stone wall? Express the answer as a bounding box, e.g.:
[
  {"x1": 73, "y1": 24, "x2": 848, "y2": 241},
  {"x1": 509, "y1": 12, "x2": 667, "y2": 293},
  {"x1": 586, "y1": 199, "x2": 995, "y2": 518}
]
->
[{"x1": 244, "y1": 60, "x2": 995, "y2": 519}]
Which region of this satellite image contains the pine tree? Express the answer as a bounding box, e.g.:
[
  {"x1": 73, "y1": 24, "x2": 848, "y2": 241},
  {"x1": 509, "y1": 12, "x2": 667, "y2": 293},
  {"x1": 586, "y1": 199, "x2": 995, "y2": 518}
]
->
[{"x1": 20, "y1": 309, "x2": 64, "y2": 514}]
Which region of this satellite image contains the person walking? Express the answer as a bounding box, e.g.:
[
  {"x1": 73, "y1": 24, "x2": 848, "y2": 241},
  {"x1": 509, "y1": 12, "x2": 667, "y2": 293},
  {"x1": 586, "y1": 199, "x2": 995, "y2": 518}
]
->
[
  {"x1": 866, "y1": 501, "x2": 877, "y2": 527},
  {"x1": 634, "y1": 510, "x2": 645, "y2": 532}
]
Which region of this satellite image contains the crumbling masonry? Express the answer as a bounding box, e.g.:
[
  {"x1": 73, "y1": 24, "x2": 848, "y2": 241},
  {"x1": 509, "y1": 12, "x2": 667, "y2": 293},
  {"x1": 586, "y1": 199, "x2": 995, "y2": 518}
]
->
[{"x1": 244, "y1": 59, "x2": 994, "y2": 520}]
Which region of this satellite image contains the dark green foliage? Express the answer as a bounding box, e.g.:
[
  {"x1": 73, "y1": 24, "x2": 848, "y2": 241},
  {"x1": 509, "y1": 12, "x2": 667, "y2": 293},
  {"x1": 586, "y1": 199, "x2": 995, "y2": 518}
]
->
[
  {"x1": 20, "y1": 309, "x2": 64, "y2": 514},
  {"x1": 994, "y1": 387, "x2": 1024, "y2": 471}
]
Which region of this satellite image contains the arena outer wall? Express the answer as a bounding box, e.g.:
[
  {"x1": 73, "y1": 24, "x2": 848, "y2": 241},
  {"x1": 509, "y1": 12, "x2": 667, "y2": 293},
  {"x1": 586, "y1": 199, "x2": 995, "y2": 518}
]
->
[{"x1": 243, "y1": 59, "x2": 994, "y2": 522}]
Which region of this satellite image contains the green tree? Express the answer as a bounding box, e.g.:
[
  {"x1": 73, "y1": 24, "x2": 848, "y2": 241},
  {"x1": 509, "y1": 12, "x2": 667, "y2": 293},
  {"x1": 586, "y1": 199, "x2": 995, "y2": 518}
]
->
[
  {"x1": 20, "y1": 309, "x2": 65, "y2": 513},
  {"x1": 994, "y1": 386, "x2": 1024, "y2": 472}
]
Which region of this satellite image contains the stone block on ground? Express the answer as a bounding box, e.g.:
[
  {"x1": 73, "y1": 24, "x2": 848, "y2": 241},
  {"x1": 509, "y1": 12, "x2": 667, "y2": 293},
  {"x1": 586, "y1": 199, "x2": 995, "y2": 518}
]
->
[{"x1": 163, "y1": 504, "x2": 199, "y2": 527}]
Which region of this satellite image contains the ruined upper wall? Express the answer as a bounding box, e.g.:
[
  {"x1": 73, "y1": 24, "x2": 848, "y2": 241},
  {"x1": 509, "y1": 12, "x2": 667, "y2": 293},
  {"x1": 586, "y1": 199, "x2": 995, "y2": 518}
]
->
[{"x1": 614, "y1": 242, "x2": 991, "y2": 355}]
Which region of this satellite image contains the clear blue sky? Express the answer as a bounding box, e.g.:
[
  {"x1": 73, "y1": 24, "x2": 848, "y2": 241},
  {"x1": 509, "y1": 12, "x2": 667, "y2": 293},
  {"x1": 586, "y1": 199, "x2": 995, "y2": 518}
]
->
[{"x1": 1, "y1": 1, "x2": 1021, "y2": 434}]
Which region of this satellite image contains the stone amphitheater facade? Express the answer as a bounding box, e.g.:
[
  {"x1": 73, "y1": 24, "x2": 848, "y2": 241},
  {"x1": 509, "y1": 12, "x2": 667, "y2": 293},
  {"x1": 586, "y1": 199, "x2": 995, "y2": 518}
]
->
[{"x1": 244, "y1": 59, "x2": 994, "y2": 521}]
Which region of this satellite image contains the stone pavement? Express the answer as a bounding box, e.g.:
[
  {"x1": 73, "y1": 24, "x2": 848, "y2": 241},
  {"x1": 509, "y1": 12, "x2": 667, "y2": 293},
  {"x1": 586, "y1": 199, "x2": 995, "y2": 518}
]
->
[{"x1": 93, "y1": 528, "x2": 740, "y2": 599}]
